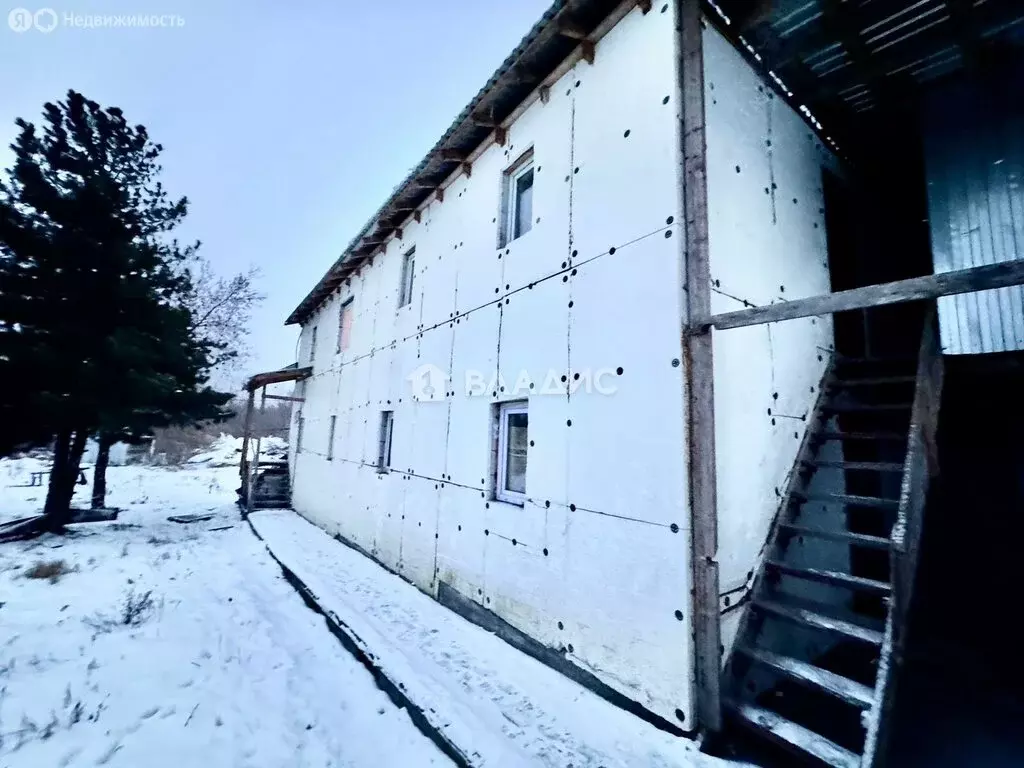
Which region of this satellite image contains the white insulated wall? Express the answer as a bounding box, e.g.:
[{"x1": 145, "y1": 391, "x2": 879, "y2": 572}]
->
[
  {"x1": 702, "y1": 26, "x2": 838, "y2": 655},
  {"x1": 290, "y1": 5, "x2": 695, "y2": 727}
]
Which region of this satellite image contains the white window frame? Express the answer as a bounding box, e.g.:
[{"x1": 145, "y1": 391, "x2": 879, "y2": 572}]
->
[
  {"x1": 398, "y1": 247, "x2": 416, "y2": 309},
  {"x1": 327, "y1": 414, "x2": 337, "y2": 461},
  {"x1": 495, "y1": 401, "x2": 528, "y2": 505},
  {"x1": 337, "y1": 298, "x2": 354, "y2": 354},
  {"x1": 377, "y1": 410, "x2": 394, "y2": 473},
  {"x1": 500, "y1": 149, "x2": 535, "y2": 247}
]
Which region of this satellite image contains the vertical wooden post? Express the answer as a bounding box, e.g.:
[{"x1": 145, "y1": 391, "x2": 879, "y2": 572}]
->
[
  {"x1": 677, "y1": 0, "x2": 722, "y2": 731},
  {"x1": 239, "y1": 388, "x2": 256, "y2": 482}
]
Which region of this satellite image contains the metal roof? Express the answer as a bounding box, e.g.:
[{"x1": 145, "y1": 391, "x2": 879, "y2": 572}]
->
[
  {"x1": 711, "y1": 0, "x2": 1024, "y2": 149},
  {"x1": 286, "y1": 0, "x2": 633, "y2": 325}
]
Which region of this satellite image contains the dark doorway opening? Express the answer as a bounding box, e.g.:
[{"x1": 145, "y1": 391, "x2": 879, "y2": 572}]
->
[{"x1": 886, "y1": 354, "x2": 1024, "y2": 765}]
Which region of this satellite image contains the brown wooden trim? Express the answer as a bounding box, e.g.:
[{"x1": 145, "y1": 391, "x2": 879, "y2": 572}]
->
[
  {"x1": 679, "y1": 0, "x2": 722, "y2": 732},
  {"x1": 436, "y1": 187, "x2": 445, "y2": 203},
  {"x1": 637, "y1": 0, "x2": 652, "y2": 13},
  {"x1": 245, "y1": 366, "x2": 313, "y2": 392},
  {"x1": 439, "y1": 149, "x2": 465, "y2": 162},
  {"x1": 708, "y1": 260, "x2": 1024, "y2": 331},
  {"x1": 581, "y1": 39, "x2": 596, "y2": 64},
  {"x1": 539, "y1": 85, "x2": 550, "y2": 104},
  {"x1": 556, "y1": 18, "x2": 589, "y2": 40}
]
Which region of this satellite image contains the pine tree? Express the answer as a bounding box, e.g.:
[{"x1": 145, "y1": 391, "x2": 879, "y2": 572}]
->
[{"x1": 0, "y1": 90, "x2": 231, "y2": 529}]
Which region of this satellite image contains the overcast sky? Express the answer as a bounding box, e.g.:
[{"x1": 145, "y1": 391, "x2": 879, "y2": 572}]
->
[{"x1": 1, "y1": 0, "x2": 551, "y2": 390}]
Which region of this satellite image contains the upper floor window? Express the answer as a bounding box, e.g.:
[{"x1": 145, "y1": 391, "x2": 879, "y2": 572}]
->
[
  {"x1": 398, "y1": 247, "x2": 416, "y2": 308},
  {"x1": 337, "y1": 298, "x2": 354, "y2": 353},
  {"x1": 501, "y1": 149, "x2": 534, "y2": 247}
]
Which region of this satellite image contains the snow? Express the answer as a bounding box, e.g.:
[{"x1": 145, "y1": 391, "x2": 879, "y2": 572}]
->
[
  {"x1": 249, "y1": 509, "x2": 736, "y2": 768},
  {"x1": 185, "y1": 434, "x2": 287, "y2": 467},
  {"x1": 0, "y1": 460, "x2": 448, "y2": 767},
  {"x1": 1, "y1": 456, "x2": 738, "y2": 768}
]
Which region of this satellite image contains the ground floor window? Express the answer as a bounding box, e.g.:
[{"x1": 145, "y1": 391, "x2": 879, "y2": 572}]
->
[
  {"x1": 495, "y1": 401, "x2": 528, "y2": 504},
  {"x1": 377, "y1": 411, "x2": 394, "y2": 472}
]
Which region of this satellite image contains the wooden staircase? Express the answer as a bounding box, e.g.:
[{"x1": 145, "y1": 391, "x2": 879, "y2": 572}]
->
[{"x1": 718, "y1": 355, "x2": 929, "y2": 767}]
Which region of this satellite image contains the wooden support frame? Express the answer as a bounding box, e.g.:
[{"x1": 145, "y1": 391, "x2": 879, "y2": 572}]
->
[
  {"x1": 677, "y1": 0, "x2": 722, "y2": 732},
  {"x1": 436, "y1": 187, "x2": 445, "y2": 203},
  {"x1": 556, "y1": 17, "x2": 589, "y2": 40},
  {"x1": 706, "y1": 259, "x2": 1024, "y2": 332},
  {"x1": 580, "y1": 39, "x2": 596, "y2": 64},
  {"x1": 439, "y1": 149, "x2": 465, "y2": 162},
  {"x1": 539, "y1": 85, "x2": 551, "y2": 104}
]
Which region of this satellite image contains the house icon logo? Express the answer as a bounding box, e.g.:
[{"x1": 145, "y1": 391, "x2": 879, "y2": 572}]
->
[{"x1": 408, "y1": 363, "x2": 447, "y2": 402}]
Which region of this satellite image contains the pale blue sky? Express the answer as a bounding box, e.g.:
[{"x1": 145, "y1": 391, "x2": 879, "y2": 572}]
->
[{"x1": 1, "y1": 0, "x2": 551, "y2": 389}]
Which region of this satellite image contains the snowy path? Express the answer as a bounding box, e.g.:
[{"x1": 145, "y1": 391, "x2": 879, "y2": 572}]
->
[
  {"x1": 0, "y1": 463, "x2": 450, "y2": 767},
  {"x1": 250, "y1": 509, "x2": 733, "y2": 768}
]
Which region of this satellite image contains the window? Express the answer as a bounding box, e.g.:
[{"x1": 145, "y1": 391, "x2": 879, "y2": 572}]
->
[
  {"x1": 377, "y1": 410, "x2": 394, "y2": 473},
  {"x1": 327, "y1": 415, "x2": 337, "y2": 461},
  {"x1": 495, "y1": 401, "x2": 528, "y2": 504},
  {"x1": 398, "y1": 247, "x2": 415, "y2": 308},
  {"x1": 309, "y1": 325, "x2": 318, "y2": 365},
  {"x1": 296, "y1": 415, "x2": 305, "y2": 454},
  {"x1": 337, "y1": 299, "x2": 354, "y2": 353},
  {"x1": 501, "y1": 150, "x2": 534, "y2": 247}
]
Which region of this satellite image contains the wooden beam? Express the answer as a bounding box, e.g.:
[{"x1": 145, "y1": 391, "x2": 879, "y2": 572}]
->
[
  {"x1": 435, "y1": 187, "x2": 444, "y2": 203},
  {"x1": 494, "y1": 126, "x2": 507, "y2": 147},
  {"x1": 539, "y1": 85, "x2": 550, "y2": 104},
  {"x1": 462, "y1": 162, "x2": 472, "y2": 178},
  {"x1": 679, "y1": 0, "x2": 722, "y2": 733},
  {"x1": 413, "y1": 210, "x2": 421, "y2": 223},
  {"x1": 708, "y1": 260, "x2": 1024, "y2": 331},
  {"x1": 264, "y1": 394, "x2": 306, "y2": 403},
  {"x1": 556, "y1": 17, "x2": 589, "y2": 41},
  {"x1": 581, "y1": 39, "x2": 595, "y2": 65},
  {"x1": 637, "y1": 0, "x2": 652, "y2": 13},
  {"x1": 439, "y1": 149, "x2": 465, "y2": 162},
  {"x1": 394, "y1": 227, "x2": 402, "y2": 240},
  {"x1": 471, "y1": 112, "x2": 499, "y2": 128}
]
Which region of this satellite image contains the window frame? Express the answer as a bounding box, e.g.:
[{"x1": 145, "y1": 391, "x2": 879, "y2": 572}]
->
[
  {"x1": 377, "y1": 410, "x2": 394, "y2": 473},
  {"x1": 500, "y1": 149, "x2": 535, "y2": 248},
  {"x1": 327, "y1": 414, "x2": 337, "y2": 461},
  {"x1": 337, "y1": 298, "x2": 354, "y2": 354},
  {"x1": 398, "y1": 247, "x2": 416, "y2": 309},
  {"x1": 495, "y1": 400, "x2": 528, "y2": 505}
]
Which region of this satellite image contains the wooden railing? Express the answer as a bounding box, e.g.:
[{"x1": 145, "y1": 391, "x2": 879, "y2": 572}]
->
[{"x1": 862, "y1": 307, "x2": 944, "y2": 766}]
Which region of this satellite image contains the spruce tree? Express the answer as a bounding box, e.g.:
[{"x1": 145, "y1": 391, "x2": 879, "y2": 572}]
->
[{"x1": 0, "y1": 90, "x2": 231, "y2": 529}]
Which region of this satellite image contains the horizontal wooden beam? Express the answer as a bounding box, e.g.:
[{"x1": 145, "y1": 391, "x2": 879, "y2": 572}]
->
[
  {"x1": 439, "y1": 149, "x2": 465, "y2": 162},
  {"x1": 707, "y1": 260, "x2": 1024, "y2": 331},
  {"x1": 264, "y1": 394, "x2": 305, "y2": 403}
]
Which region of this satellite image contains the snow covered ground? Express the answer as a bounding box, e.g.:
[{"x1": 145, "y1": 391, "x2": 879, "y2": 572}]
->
[
  {"x1": 0, "y1": 456, "x2": 739, "y2": 768},
  {"x1": 0, "y1": 460, "x2": 448, "y2": 767},
  {"x1": 251, "y1": 510, "x2": 732, "y2": 768}
]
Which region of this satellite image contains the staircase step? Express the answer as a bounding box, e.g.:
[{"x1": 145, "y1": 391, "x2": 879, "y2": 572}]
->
[
  {"x1": 829, "y1": 375, "x2": 916, "y2": 387},
  {"x1": 822, "y1": 403, "x2": 912, "y2": 413},
  {"x1": 815, "y1": 429, "x2": 907, "y2": 442},
  {"x1": 804, "y1": 459, "x2": 904, "y2": 473},
  {"x1": 795, "y1": 491, "x2": 899, "y2": 510},
  {"x1": 753, "y1": 599, "x2": 884, "y2": 645},
  {"x1": 767, "y1": 561, "x2": 892, "y2": 595},
  {"x1": 779, "y1": 523, "x2": 892, "y2": 550},
  {"x1": 727, "y1": 700, "x2": 861, "y2": 768},
  {"x1": 737, "y1": 646, "x2": 876, "y2": 709}
]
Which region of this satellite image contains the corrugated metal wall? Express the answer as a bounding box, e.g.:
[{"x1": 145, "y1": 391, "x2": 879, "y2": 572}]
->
[{"x1": 923, "y1": 71, "x2": 1024, "y2": 355}]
